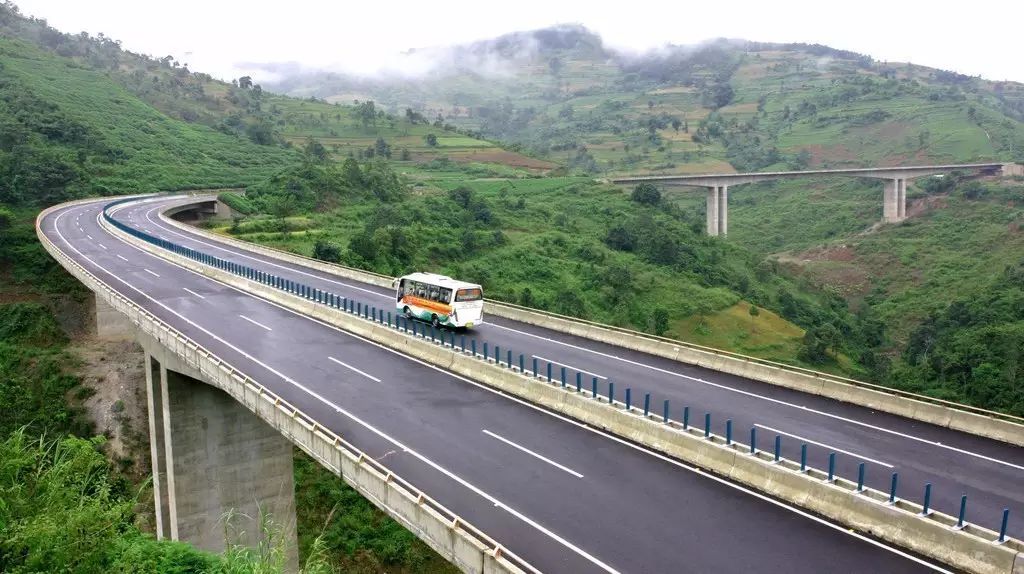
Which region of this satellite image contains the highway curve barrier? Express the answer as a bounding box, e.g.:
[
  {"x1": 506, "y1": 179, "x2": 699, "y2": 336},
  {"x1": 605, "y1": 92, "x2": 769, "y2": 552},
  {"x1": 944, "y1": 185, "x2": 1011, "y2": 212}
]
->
[
  {"x1": 155, "y1": 194, "x2": 1024, "y2": 448},
  {"x1": 105, "y1": 196, "x2": 1024, "y2": 574}
]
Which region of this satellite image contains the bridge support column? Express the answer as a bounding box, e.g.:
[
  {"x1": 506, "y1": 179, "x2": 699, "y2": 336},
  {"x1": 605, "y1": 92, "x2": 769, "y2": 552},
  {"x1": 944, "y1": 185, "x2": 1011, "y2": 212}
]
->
[
  {"x1": 144, "y1": 355, "x2": 298, "y2": 569},
  {"x1": 706, "y1": 186, "x2": 728, "y2": 236},
  {"x1": 883, "y1": 178, "x2": 907, "y2": 223}
]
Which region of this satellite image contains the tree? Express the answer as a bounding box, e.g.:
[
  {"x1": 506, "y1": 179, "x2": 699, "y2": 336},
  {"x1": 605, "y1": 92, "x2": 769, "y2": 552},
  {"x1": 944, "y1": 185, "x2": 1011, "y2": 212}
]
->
[
  {"x1": 238, "y1": 75, "x2": 253, "y2": 89},
  {"x1": 604, "y1": 225, "x2": 635, "y2": 251},
  {"x1": 631, "y1": 183, "x2": 661, "y2": 206},
  {"x1": 374, "y1": 137, "x2": 391, "y2": 159},
  {"x1": 671, "y1": 117, "x2": 682, "y2": 132},
  {"x1": 312, "y1": 240, "x2": 342, "y2": 263},
  {"x1": 651, "y1": 308, "x2": 670, "y2": 336},
  {"x1": 303, "y1": 137, "x2": 328, "y2": 161},
  {"x1": 448, "y1": 186, "x2": 474, "y2": 208},
  {"x1": 246, "y1": 122, "x2": 274, "y2": 145},
  {"x1": 424, "y1": 133, "x2": 438, "y2": 147},
  {"x1": 400, "y1": 148, "x2": 411, "y2": 161},
  {"x1": 357, "y1": 100, "x2": 377, "y2": 129}
]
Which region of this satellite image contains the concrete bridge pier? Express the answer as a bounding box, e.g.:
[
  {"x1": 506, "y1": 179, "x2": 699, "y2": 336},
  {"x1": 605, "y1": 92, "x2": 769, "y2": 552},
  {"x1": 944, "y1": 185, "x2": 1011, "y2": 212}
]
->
[
  {"x1": 706, "y1": 185, "x2": 728, "y2": 236},
  {"x1": 883, "y1": 178, "x2": 908, "y2": 223},
  {"x1": 142, "y1": 346, "x2": 298, "y2": 570}
]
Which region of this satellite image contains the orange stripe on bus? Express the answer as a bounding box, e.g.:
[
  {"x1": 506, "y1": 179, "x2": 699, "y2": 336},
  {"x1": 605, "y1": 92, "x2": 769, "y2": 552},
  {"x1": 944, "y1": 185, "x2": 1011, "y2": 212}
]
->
[{"x1": 402, "y1": 296, "x2": 451, "y2": 315}]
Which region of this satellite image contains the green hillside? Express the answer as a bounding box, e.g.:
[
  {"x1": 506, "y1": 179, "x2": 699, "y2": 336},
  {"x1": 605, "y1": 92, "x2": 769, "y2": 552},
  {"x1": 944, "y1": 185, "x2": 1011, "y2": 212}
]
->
[{"x1": 267, "y1": 26, "x2": 1024, "y2": 176}]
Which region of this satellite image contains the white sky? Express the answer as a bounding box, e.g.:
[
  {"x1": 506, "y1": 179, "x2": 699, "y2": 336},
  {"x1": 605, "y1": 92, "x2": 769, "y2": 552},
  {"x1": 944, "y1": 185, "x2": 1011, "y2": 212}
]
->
[{"x1": 13, "y1": 0, "x2": 1024, "y2": 83}]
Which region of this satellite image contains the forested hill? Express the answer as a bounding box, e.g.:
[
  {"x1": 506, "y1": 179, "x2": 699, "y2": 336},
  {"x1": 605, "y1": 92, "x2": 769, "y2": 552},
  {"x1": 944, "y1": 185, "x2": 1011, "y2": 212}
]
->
[{"x1": 263, "y1": 24, "x2": 1024, "y2": 176}]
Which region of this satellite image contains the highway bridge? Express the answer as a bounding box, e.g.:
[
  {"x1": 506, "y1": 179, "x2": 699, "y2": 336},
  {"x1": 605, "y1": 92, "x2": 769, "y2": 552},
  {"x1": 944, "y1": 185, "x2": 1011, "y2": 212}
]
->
[
  {"x1": 612, "y1": 163, "x2": 1011, "y2": 236},
  {"x1": 37, "y1": 194, "x2": 1024, "y2": 573}
]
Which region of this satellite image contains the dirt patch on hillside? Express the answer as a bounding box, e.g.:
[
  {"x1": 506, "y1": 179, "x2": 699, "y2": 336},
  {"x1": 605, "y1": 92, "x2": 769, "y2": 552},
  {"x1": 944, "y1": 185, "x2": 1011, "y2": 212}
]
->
[
  {"x1": 906, "y1": 193, "x2": 949, "y2": 218},
  {"x1": 71, "y1": 338, "x2": 150, "y2": 480}
]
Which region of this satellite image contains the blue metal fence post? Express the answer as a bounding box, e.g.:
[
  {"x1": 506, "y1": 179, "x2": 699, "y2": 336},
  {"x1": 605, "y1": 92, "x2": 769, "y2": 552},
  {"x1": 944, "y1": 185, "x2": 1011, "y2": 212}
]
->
[
  {"x1": 683, "y1": 406, "x2": 690, "y2": 430},
  {"x1": 576, "y1": 372, "x2": 582, "y2": 392},
  {"x1": 432, "y1": 325, "x2": 436, "y2": 342},
  {"x1": 452, "y1": 332, "x2": 456, "y2": 348},
  {"x1": 921, "y1": 483, "x2": 932, "y2": 515},
  {"x1": 482, "y1": 341, "x2": 487, "y2": 358},
  {"x1": 462, "y1": 335, "x2": 467, "y2": 352},
  {"x1": 827, "y1": 453, "x2": 836, "y2": 482},
  {"x1": 471, "y1": 339, "x2": 476, "y2": 357},
  {"x1": 495, "y1": 345, "x2": 500, "y2": 364},
  {"x1": 388, "y1": 311, "x2": 392, "y2": 327},
  {"x1": 750, "y1": 427, "x2": 757, "y2": 454},
  {"x1": 546, "y1": 362, "x2": 552, "y2": 383},
  {"x1": 608, "y1": 382, "x2": 615, "y2": 405},
  {"x1": 704, "y1": 413, "x2": 711, "y2": 438},
  {"x1": 532, "y1": 357, "x2": 538, "y2": 377},
  {"x1": 800, "y1": 444, "x2": 807, "y2": 470},
  {"x1": 956, "y1": 495, "x2": 967, "y2": 529},
  {"x1": 519, "y1": 354, "x2": 524, "y2": 373},
  {"x1": 663, "y1": 400, "x2": 669, "y2": 423},
  {"x1": 857, "y1": 463, "x2": 865, "y2": 492},
  {"x1": 357, "y1": 302, "x2": 362, "y2": 316},
  {"x1": 560, "y1": 367, "x2": 566, "y2": 388},
  {"x1": 726, "y1": 419, "x2": 733, "y2": 445},
  {"x1": 508, "y1": 350, "x2": 512, "y2": 369},
  {"x1": 999, "y1": 508, "x2": 1010, "y2": 543},
  {"x1": 889, "y1": 473, "x2": 899, "y2": 503},
  {"x1": 625, "y1": 388, "x2": 632, "y2": 411},
  {"x1": 643, "y1": 393, "x2": 650, "y2": 417},
  {"x1": 774, "y1": 435, "x2": 781, "y2": 462},
  {"x1": 592, "y1": 377, "x2": 598, "y2": 398}
]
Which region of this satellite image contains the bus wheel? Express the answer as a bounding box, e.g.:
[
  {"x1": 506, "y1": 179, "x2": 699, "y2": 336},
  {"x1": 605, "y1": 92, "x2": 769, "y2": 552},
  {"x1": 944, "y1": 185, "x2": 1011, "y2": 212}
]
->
[
  {"x1": 404, "y1": 306, "x2": 413, "y2": 319},
  {"x1": 431, "y1": 315, "x2": 441, "y2": 329}
]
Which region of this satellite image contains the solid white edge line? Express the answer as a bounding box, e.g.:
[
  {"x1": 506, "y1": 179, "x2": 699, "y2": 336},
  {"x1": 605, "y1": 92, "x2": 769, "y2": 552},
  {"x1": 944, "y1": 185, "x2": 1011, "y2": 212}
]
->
[
  {"x1": 754, "y1": 424, "x2": 894, "y2": 468},
  {"x1": 183, "y1": 287, "x2": 206, "y2": 299},
  {"x1": 327, "y1": 356, "x2": 382, "y2": 383},
  {"x1": 238, "y1": 314, "x2": 272, "y2": 331},
  {"x1": 532, "y1": 354, "x2": 607, "y2": 380},
  {"x1": 489, "y1": 323, "x2": 1024, "y2": 472},
  {"x1": 59, "y1": 205, "x2": 621, "y2": 574},
  {"x1": 143, "y1": 268, "x2": 160, "y2": 278},
  {"x1": 79, "y1": 202, "x2": 951, "y2": 572},
  {"x1": 482, "y1": 429, "x2": 583, "y2": 478},
  {"x1": 142, "y1": 200, "x2": 1022, "y2": 473}
]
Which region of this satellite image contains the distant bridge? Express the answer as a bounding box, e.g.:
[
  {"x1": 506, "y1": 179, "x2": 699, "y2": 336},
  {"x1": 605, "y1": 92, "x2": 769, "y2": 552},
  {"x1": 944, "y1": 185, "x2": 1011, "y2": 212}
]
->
[{"x1": 612, "y1": 163, "x2": 1014, "y2": 236}]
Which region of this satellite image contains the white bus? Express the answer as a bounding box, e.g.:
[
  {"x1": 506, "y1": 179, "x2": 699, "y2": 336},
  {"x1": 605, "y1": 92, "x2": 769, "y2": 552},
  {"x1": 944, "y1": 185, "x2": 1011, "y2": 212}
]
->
[{"x1": 394, "y1": 272, "x2": 484, "y2": 329}]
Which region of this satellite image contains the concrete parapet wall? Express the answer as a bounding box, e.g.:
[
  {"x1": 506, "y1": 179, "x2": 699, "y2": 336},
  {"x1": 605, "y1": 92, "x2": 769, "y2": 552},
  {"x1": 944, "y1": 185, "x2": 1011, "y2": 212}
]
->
[
  {"x1": 112, "y1": 204, "x2": 1022, "y2": 574},
  {"x1": 37, "y1": 199, "x2": 528, "y2": 574},
  {"x1": 156, "y1": 201, "x2": 1024, "y2": 448}
]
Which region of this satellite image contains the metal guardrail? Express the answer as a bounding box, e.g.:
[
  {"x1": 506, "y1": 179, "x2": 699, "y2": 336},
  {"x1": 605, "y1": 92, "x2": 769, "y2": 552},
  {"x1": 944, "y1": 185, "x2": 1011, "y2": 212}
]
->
[
  {"x1": 113, "y1": 195, "x2": 1022, "y2": 566},
  {"x1": 38, "y1": 197, "x2": 538, "y2": 574},
  {"x1": 168, "y1": 194, "x2": 1024, "y2": 427}
]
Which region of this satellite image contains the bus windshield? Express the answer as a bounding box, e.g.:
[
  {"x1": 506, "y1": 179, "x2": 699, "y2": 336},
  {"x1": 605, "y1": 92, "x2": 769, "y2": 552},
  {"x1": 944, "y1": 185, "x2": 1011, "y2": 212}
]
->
[{"x1": 455, "y1": 288, "x2": 482, "y2": 302}]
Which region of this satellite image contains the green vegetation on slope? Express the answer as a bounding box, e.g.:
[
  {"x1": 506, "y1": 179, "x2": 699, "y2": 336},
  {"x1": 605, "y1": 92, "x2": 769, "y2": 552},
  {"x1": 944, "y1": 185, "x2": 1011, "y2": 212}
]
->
[{"x1": 224, "y1": 156, "x2": 864, "y2": 371}]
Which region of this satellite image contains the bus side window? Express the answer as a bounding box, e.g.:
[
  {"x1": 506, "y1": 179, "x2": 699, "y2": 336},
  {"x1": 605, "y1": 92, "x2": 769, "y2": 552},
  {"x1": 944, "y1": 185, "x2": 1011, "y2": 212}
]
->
[
  {"x1": 398, "y1": 279, "x2": 406, "y2": 300},
  {"x1": 429, "y1": 286, "x2": 440, "y2": 302},
  {"x1": 441, "y1": 288, "x2": 452, "y2": 303}
]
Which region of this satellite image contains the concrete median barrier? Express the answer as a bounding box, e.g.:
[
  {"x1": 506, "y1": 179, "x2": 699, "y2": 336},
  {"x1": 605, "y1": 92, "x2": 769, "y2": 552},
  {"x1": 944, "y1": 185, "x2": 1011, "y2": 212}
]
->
[
  {"x1": 155, "y1": 201, "x2": 1024, "y2": 448},
  {"x1": 111, "y1": 199, "x2": 1024, "y2": 574}
]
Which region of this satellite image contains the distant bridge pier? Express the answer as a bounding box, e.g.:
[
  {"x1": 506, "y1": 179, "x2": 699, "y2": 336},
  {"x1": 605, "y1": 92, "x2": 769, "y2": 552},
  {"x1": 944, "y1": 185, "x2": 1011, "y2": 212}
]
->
[
  {"x1": 706, "y1": 185, "x2": 729, "y2": 236},
  {"x1": 140, "y1": 336, "x2": 298, "y2": 570},
  {"x1": 883, "y1": 178, "x2": 908, "y2": 223},
  {"x1": 611, "y1": 162, "x2": 1007, "y2": 236}
]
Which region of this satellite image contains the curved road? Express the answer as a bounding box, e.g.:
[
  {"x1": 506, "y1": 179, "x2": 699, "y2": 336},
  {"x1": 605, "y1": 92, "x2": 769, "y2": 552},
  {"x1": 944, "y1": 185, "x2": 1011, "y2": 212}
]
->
[
  {"x1": 40, "y1": 195, "x2": 984, "y2": 573},
  {"x1": 136, "y1": 195, "x2": 1022, "y2": 539}
]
